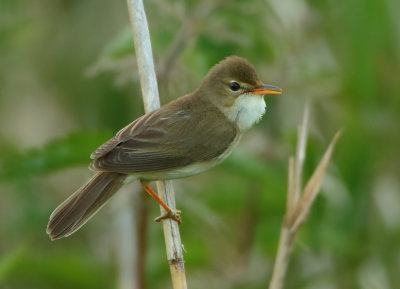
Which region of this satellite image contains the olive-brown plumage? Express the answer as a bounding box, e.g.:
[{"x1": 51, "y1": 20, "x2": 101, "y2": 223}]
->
[{"x1": 47, "y1": 56, "x2": 281, "y2": 240}]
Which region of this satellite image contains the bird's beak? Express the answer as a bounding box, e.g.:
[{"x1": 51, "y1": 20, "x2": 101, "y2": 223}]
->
[{"x1": 249, "y1": 84, "x2": 282, "y2": 95}]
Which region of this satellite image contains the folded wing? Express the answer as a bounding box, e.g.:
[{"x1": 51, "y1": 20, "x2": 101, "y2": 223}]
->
[{"x1": 90, "y1": 97, "x2": 237, "y2": 174}]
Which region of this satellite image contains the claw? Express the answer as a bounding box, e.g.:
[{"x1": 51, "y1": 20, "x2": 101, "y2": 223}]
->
[
  {"x1": 140, "y1": 181, "x2": 182, "y2": 224},
  {"x1": 155, "y1": 209, "x2": 182, "y2": 224}
]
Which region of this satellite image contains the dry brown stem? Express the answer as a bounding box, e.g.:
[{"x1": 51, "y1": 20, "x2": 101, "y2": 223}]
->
[
  {"x1": 268, "y1": 104, "x2": 341, "y2": 289},
  {"x1": 136, "y1": 192, "x2": 149, "y2": 289},
  {"x1": 126, "y1": 0, "x2": 187, "y2": 288}
]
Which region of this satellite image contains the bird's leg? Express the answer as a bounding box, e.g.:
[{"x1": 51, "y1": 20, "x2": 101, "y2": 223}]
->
[{"x1": 140, "y1": 180, "x2": 182, "y2": 224}]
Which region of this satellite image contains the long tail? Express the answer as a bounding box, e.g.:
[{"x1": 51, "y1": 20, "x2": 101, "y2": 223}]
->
[{"x1": 47, "y1": 172, "x2": 126, "y2": 240}]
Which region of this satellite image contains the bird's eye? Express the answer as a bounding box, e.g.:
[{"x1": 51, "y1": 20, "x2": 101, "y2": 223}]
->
[{"x1": 229, "y1": 81, "x2": 241, "y2": 92}]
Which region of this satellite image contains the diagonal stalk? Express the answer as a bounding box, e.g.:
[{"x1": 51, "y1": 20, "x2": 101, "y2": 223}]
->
[
  {"x1": 126, "y1": 0, "x2": 187, "y2": 288},
  {"x1": 269, "y1": 103, "x2": 340, "y2": 289}
]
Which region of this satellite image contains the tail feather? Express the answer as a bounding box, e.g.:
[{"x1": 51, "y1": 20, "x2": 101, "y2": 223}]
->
[{"x1": 47, "y1": 172, "x2": 126, "y2": 240}]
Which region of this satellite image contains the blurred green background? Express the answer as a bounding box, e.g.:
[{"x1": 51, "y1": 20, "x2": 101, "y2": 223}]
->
[{"x1": 1, "y1": 0, "x2": 399, "y2": 288}]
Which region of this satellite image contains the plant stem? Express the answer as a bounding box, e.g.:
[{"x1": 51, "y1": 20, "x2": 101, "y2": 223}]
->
[
  {"x1": 136, "y1": 192, "x2": 149, "y2": 289},
  {"x1": 126, "y1": 0, "x2": 187, "y2": 288},
  {"x1": 268, "y1": 228, "x2": 295, "y2": 289},
  {"x1": 268, "y1": 103, "x2": 340, "y2": 289}
]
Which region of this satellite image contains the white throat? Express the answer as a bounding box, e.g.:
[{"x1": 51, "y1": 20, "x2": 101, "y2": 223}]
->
[{"x1": 222, "y1": 93, "x2": 266, "y2": 132}]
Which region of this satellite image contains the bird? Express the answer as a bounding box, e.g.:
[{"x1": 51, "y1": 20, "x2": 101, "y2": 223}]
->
[{"x1": 47, "y1": 56, "x2": 282, "y2": 240}]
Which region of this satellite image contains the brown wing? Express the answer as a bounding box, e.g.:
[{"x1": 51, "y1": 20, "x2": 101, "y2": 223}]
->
[{"x1": 90, "y1": 96, "x2": 238, "y2": 174}]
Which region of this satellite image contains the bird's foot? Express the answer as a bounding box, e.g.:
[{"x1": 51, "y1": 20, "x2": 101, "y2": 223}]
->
[
  {"x1": 155, "y1": 208, "x2": 182, "y2": 224},
  {"x1": 140, "y1": 180, "x2": 182, "y2": 224}
]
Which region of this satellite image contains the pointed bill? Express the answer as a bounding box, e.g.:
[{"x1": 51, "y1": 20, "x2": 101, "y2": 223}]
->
[{"x1": 250, "y1": 84, "x2": 282, "y2": 95}]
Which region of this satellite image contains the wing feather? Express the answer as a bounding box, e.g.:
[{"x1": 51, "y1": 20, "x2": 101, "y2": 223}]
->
[{"x1": 90, "y1": 96, "x2": 237, "y2": 174}]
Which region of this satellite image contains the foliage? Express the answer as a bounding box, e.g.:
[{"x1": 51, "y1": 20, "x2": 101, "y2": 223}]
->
[
  {"x1": 0, "y1": 0, "x2": 399, "y2": 288},
  {"x1": 0, "y1": 132, "x2": 111, "y2": 182}
]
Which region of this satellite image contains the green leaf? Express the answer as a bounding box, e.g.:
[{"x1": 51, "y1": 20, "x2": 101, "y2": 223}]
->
[
  {"x1": 101, "y1": 27, "x2": 134, "y2": 59},
  {"x1": 0, "y1": 131, "x2": 111, "y2": 182}
]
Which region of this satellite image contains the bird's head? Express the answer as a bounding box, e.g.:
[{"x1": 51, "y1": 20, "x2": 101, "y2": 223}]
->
[{"x1": 198, "y1": 56, "x2": 282, "y2": 131}]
